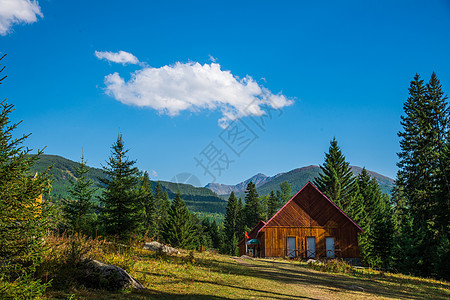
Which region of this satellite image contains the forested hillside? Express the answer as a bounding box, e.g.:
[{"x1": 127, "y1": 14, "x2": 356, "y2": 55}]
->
[{"x1": 30, "y1": 154, "x2": 227, "y2": 215}]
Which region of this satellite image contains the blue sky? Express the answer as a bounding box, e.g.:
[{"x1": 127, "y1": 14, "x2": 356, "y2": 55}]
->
[{"x1": 1, "y1": 0, "x2": 450, "y2": 186}]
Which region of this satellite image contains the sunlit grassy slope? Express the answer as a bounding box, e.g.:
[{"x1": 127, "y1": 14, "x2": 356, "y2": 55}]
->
[{"x1": 45, "y1": 238, "x2": 449, "y2": 300}]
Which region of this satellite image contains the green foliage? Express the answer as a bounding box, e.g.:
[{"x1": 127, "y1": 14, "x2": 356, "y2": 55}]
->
[
  {"x1": 393, "y1": 72, "x2": 449, "y2": 279},
  {"x1": 197, "y1": 217, "x2": 213, "y2": 250},
  {"x1": 354, "y1": 169, "x2": 393, "y2": 268},
  {"x1": 223, "y1": 192, "x2": 242, "y2": 254},
  {"x1": 277, "y1": 181, "x2": 292, "y2": 205},
  {"x1": 209, "y1": 219, "x2": 221, "y2": 250},
  {"x1": 243, "y1": 182, "x2": 263, "y2": 229},
  {"x1": 267, "y1": 190, "x2": 279, "y2": 220},
  {"x1": 99, "y1": 133, "x2": 142, "y2": 240},
  {"x1": 162, "y1": 191, "x2": 195, "y2": 249},
  {"x1": 0, "y1": 56, "x2": 53, "y2": 298},
  {"x1": 139, "y1": 171, "x2": 157, "y2": 238},
  {"x1": 260, "y1": 194, "x2": 269, "y2": 221},
  {"x1": 307, "y1": 259, "x2": 356, "y2": 275},
  {"x1": 31, "y1": 155, "x2": 227, "y2": 216},
  {"x1": 313, "y1": 138, "x2": 355, "y2": 210},
  {"x1": 0, "y1": 273, "x2": 50, "y2": 300},
  {"x1": 230, "y1": 233, "x2": 239, "y2": 256},
  {"x1": 30, "y1": 154, "x2": 105, "y2": 201},
  {"x1": 62, "y1": 153, "x2": 97, "y2": 234}
]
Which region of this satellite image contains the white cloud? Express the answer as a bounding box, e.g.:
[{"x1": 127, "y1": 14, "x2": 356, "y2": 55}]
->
[
  {"x1": 0, "y1": 0, "x2": 42, "y2": 35},
  {"x1": 95, "y1": 50, "x2": 140, "y2": 65},
  {"x1": 102, "y1": 56, "x2": 294, "y2": 128}
]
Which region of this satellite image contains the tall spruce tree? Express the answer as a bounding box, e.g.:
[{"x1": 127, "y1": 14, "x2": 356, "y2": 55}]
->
[
  {"x1": 236, "y1": 197, "x2": 245, "y2": 239},
  {"x1": 0, "y1": 57, "x2": 52, "y2": 288},
  {"x1": 154, "y1": 182, "x2": 170, "y2": 239},
  {"x1": 162, "y1": 191, "x2": 195, "y2": 249},
  {"x1": 223, "y1": 192, "x2": 240, "y2": 254},
  {"x1": 140, "y1": 171, "x2": 157, "y2": 238},
  {"x1": 314, "y1": 138, "x2": 355, "y2": 210},
  {"x1": 243, "y1": 182, "x2": 263, "y2": 229},
  {"x1": 209, "y1": 219, "x2": 221, "y2": 249},
  {"x1": 62, "y1": 153, "x2": 97, "y2": 234},
  {"x1": 99, "y1": 133, "x2": 141, "y2": 240},
  {"x1": 395, "y1": 73, "x2": 449, "y2": 278}
]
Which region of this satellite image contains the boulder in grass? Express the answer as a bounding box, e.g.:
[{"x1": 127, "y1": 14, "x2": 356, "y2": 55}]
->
[
  {"x1": 143, "y1": 241, "x2": 180, "y2": 254},
  {"x1": 81, "y1": 259, "x2": 144, "y2": 291}
]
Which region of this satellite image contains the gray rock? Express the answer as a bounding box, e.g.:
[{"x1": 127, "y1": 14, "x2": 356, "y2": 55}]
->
[
  {"x1": 81, "y1": 259, "x2": 144, "y2": 291},
  {"x1": 306, "y1": 259, "x2": 317, "y2": 264},
  {"x1": 143, "y1": 241, "x2": 180, "y2": 254}
]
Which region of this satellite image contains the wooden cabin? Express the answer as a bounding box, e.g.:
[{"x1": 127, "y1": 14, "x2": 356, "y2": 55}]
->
[{"x1": 238, "y1": 181, "x2": 363, "y2": 260}]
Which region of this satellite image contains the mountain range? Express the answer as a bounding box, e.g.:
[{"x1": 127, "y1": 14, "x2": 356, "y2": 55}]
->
[
  {"x1": 31, "y1": 155, "x2": 394, "y2": 218},
  {"x1": 206, "y1": 165, "x2": 394, "y2": 197}
]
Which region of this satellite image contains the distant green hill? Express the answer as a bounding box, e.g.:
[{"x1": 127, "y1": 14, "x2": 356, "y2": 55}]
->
[
  {"x1": 30, "y1": 154, "x2": 105, "y2": 200},
  {"x1": 30, "y1": 154, "x2": 227, "y2": 215}
]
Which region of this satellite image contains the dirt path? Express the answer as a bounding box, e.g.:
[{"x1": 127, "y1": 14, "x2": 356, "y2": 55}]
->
[{"x1": 232, "y1": 258, "x2": 447, "y2": 300}]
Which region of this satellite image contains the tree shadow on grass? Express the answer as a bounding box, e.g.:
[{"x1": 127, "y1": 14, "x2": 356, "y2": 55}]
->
[
  {"x1": 130, "y1": 254, "x2": 448, "y2": 300},
  {"x1": 237, "y1": 259, "x2": 449, "y2": 300},
  {"x1": 135, "y1": 270, "x2": 318, "y2": 300}
]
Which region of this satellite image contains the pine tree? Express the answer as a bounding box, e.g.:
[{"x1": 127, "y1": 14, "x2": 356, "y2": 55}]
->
[
  {"x1": 314, "y1": 138, "x2": 355, "y2": 210},
  {"x1": 395, "y1": 73, "x2": 450, "y2": 278},
  {"x1": 426, "y1": 73, "x2": 450, "y2": 271},
  {"x1": 209, "y1": 219, "x2": 221, "y2": 249},
  {"x1": 267, "y1": 190, "x2": 279, "y2": 220},
  {"x1": 223, "y1": 191, "x2": 240, "y2": 254},
  {"x1": 162, "y1": 191, "x2": 195, "y2": 249},
  {"x1": 99, "y1": 133, "x2": 141, "y2": 240},
  {"x1": 260, "y1": 194, "x2": 269, "y2": 221},
  {"x1": 199, "y1": 217, "x2": 213, "y2": 250},
  {"x1": 243, "y1": 182, "x2": 263, "y2": 228},
  {"x1": 346, "y1": 183, "x2": 364, "y2": 224},
  {"x1": 277, "y1": 181, "x2": 292, "y2": 206},
  {"x1": 236, "y1": 197, "x2": 245, "y2": 239},
  {"x1": 140, "y1": 171, "x2": 157, "y2": 238},
  {"x1": 62, "y1": 153, "x2": 97, "y2": 234},
  {"x1": 355, "y1": 169, "x2": 393, "y2": 268},
  {"x1": 0, "y1": 58, "x2": 52, "y2": 286},
  {"x1": 154, "y1": 182, "x2": 170, "y2": 240}
]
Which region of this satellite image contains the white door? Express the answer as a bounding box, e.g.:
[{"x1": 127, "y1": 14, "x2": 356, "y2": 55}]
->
[
  {"x1": 287, "y1": 237, "x2": 296, "y2": 258},
  {"x1": 307, "y1": 237, "x2": 316, "y2": 258},
  {"x1": 326, "y1": 237, "x2": 335, "y2": 258}
]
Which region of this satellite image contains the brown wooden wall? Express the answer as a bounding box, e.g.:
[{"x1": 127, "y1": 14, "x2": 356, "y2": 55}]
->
[
  {"x1": 260, "y1": 182, "x2": 362, "y2": 258},
  {"x1": 238, "y1": 243, "x2": 246, "y2": 256},
  {"x1": 261, "y1": 225, "x2": 359, "y2": 258}
]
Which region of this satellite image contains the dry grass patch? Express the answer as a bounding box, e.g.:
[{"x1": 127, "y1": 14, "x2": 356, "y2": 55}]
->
[{"x1": 41, "y1": 235, "x2": 450, "y2": 299}]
